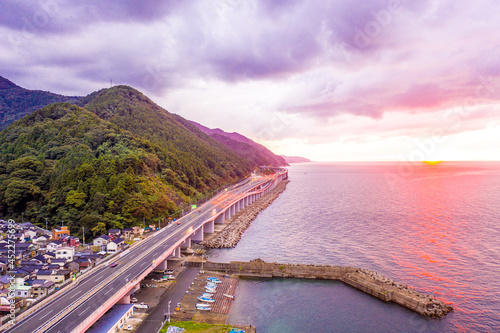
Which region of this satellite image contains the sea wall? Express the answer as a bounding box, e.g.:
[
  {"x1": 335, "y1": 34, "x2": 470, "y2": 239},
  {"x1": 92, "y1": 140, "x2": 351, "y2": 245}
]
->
[
  {"x1": 201, "y1": 180, "x2": 289, "y2": 248},
  {"x1": 202, "y1": 259, "x2": 453, "y2": 318}
]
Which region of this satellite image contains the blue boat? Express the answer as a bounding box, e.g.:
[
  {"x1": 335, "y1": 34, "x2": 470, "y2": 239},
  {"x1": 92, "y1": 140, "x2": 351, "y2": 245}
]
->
[{"x1": 197, "y1": 296, "x2": 215, "y2": 303}]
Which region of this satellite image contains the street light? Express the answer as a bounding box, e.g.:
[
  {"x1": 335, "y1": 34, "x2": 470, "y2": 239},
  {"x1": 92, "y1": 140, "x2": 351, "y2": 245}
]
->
[{"x1": 168, "y1": 300, "x2": 171, "y2": 323}]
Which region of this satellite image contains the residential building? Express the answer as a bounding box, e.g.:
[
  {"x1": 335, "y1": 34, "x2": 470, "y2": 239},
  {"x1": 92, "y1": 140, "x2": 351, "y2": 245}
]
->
[
  {"x1": 55, "y1": 246, "x2": 75, "y2": 261},
  {"x1": 52, "y1": 226, "x2": 70, "y2": 240},
  {"x1": 106, "y1": 237, "x2": 125, "y2": 253},
  {"x1": 93, "y1": 235, "x2": 111, "y2": 247},
  {"x1": 29, "y1": 279, "x2": 55, "y2": 298}
]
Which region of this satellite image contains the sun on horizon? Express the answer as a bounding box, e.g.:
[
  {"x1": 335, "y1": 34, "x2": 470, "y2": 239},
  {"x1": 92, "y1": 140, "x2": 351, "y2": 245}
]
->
[{"x1": 423, "y1": 160, "x2": 443, "y2": 165}]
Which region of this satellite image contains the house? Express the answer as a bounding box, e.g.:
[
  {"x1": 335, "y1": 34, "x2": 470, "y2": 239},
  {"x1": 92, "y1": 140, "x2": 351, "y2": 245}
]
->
[
  {"x1": 54, "y1": 270, "x2": 71, "y2": 283},
  {"x1": 64, "y1": 261, "x2": 80, "y2": 272},
  {"x1": 0, "y1": 297, "x2": 22, "y2": 315},
  {"x1": 52, "y1": 226, "x2": 70, "y2": 240},
  {"x1": 55, "y1": 246, "x2": 75, "y2": 261},
  {"x1": 74, "y1": 258, "x2": 92, "y2": 270},
  {"x1": 108, "y1": 229, "x2": 121, "y2": 237},
  {"x1": 32, "y1": 235, "x2": 50, "y2": 245},
  {"x1": 23, "y1": 229, "x2": 38, "y2": 240},
  {"x1": 93, "y1": 235, "x2": 111, "y2": 247},
  {"x1": 106, "y1": 237, "x2": 125, "y2": 253},
  {"x1": 132, "y1": 226, "x2": 141, "y2": 235},
  {"x1": 28, "y1": 279, "x2": 55, "y2": 298},
  {"x1": 60, "y1": 235, "x2": 80, "y2": 247},
  {"x1": 0, "y1": 276, "x2": 12, "y2": 289},
  {"x1": 31, "y1": 255, "x2": 47, "y2": 264},
  {"x1": 12, "y1": 277, "x2": 31, "y2": 298},
  {"x1": 50, "y1": 258, "x2": 67, "y2": 267},
  {"x1": 36, "y1": 270, "x2": 69, "y2": 284},
  {"x1": 121, "y1": 228, "x2": 133, "y2": 239},
  {"x1": 47, "y1": 240, "x2": 65, "y2": 252}
]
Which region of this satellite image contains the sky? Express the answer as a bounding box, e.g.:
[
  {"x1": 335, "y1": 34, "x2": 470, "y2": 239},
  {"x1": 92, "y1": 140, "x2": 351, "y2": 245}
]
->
[{"x1": 1, "y1": 0, "x2": 500, "y2": 161}]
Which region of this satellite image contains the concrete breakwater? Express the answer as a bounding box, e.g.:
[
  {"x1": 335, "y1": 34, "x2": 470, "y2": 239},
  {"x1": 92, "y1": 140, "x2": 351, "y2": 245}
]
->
[
  {"x1": 201, "y1": 259, "x2": 453, "y2": 318},
  {"x1": 201, "y1": 180, "x2": 289, "y2": 248}
]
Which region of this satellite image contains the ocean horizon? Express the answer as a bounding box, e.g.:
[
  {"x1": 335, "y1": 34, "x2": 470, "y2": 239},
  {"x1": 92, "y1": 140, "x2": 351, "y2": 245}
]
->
[{"x1": 209, "y1": 161, "x2": 500, "y2": 332}]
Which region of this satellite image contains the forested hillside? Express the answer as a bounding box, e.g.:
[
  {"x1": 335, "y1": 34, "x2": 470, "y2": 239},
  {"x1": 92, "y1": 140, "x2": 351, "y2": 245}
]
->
[
  {"x1": 0, "y1": 76, "x2": 80, "y2": 130},
  {"x1": 0, "y1": 99, "x2": 252, "y2": 238}
]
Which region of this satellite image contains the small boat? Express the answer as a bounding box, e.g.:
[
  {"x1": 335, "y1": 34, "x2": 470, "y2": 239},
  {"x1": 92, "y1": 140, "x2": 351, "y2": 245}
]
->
[
  {"x1": 206, "y1": 277, "x2": 222, "y2": 283},
  {"x1": 206, "y1": 284, "x2": 217, "y2": 289},
  {"x1": 202, "y1": 293, "x2": 214, "y2": 298},
  {"x1": 223, "y1": 294, "x2": 235, "y2": 299},
  {"x1": 196, "y1": 306, "x2": 211, "y2": 311},
  {"x1": 197, "y1": 296, "x2": 215, "y2": 303}
]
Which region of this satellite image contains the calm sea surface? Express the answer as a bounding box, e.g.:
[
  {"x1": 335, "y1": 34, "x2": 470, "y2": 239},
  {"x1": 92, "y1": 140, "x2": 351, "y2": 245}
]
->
[{"x1": 208, "y1": 162, "x2": 500, "y2": 332}]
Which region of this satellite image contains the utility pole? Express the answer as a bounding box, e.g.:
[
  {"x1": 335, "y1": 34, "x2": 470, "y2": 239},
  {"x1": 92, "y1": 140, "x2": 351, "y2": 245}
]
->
[
  {"x1": 45, "y1": 218, "x2": 48, "y2": 231},
  {"x1": 82, "y1": 227, "x2": 85, "y2": 246}
]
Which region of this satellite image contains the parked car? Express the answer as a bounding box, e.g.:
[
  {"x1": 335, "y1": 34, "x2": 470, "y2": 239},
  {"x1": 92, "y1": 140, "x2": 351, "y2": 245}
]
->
[
  {"x1": 126, "y1": 324, "x2": 133, "y2": 330},
  {"x1": 131, "y1": 297, "x2": 137, "y2": 303},
  {"x1": 134, "y1": 302, "x2": 149, "y2": 309}
]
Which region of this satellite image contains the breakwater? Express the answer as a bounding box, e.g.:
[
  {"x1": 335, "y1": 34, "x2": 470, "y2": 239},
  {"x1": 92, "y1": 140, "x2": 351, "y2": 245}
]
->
[
  {"x1": 199, "y1": 259, "x2": 453, "y2": 318},
  {"x1": 201, "y1": 180, "x2": 289, "y2": 248}
]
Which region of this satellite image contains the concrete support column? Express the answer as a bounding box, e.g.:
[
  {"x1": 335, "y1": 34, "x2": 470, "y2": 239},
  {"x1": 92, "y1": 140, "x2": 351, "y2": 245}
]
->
[
  {"x1": 224, "y1": 209, "x2": 231, "y2": 220},
  {"x1": 231, "y1": 204, "x2": 236, "y2": 215},
  {"x1": 174, "y1": 246, "x2": 181, "y2": 258},
  {"x1": 157, "y1": 259, "x2": 168, "y2": 271},
  {"x1": 204, "y1": 220, "x2": 214, "y2": 233},
  {"x1": 192, "y1": 226, "x2": 204, "y2": 242},
  {"x1": 215, "y1": 213, "x2": 224, "y2": 224},
  {"x1": 182, "y1": 237, "x2": 191, "y2": 248}
]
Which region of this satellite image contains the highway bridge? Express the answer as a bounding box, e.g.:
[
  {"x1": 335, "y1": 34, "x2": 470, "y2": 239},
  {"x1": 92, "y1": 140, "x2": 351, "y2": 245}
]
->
[{"x1": 3, "y1": 169, "x2": 288, "y2": 333}]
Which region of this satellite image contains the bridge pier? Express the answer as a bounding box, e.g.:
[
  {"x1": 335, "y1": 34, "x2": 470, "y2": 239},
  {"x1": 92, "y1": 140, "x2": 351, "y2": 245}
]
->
[
  {"x1": 225, "y1": 209, "x2": 231, "y2": 220},
  {"x1": 231, "y1": 204, "x2": 236, "y2": 215},
  {"x1": 192, "y1": 226, "x2": 204, "y2": 242},
  {"x1": 157, "y1": 259, "x2": 168, "y2": 271},
  {"x1": 174, "y1": 246, "x2": 181, "y2": 258},
  {"x1": 204, "y1": 220, "x2": 214, "y2": 233},
  {"x1": 182, "y1": 237, "x2": 191, "y2": 248},
  {"x1": 215, "y1": 213, "x2": 224, "y2": 224}
]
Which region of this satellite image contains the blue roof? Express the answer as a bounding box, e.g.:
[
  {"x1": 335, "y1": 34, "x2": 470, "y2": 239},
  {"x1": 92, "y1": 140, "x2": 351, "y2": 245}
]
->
[{"x1": 86, "y1": 304, "x2": 134, "y2": 333}]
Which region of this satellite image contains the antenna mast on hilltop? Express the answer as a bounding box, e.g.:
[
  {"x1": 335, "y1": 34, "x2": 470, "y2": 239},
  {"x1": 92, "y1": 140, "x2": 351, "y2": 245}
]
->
[{"x1": 110, "y1": 79, "x2": 113, "y2": 87}]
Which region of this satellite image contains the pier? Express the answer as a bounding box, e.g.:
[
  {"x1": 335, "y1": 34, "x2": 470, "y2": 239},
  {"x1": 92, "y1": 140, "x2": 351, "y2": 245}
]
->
[{"x1": 193, "y1": 259, "x2": 453, "y2": 318}]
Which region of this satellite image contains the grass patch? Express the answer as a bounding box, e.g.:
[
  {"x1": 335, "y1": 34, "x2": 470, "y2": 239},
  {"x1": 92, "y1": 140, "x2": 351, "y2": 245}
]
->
[
  {"x1": 125, "y1": 240, "x2": 134, "y2": 245},
  {"x1": 159, "y1": 321, "x2": 233, "y2": 333}
]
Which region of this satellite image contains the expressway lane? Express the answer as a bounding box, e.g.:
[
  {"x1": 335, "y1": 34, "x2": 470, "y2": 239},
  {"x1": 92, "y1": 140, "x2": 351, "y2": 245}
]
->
[{"x1": 6, "y1": 175, "x2": 276, "y2": 333}]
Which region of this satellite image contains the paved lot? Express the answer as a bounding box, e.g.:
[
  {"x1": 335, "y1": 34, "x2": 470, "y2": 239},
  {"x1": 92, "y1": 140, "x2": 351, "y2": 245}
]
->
[{"x1": 136, "y1": 267, "x2": 200, "y2": 333}]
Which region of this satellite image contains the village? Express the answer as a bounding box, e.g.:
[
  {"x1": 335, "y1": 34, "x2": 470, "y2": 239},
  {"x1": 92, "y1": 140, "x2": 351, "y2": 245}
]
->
[{"x1": 0, "y1": 219, "x2": 154, "y2": 317}]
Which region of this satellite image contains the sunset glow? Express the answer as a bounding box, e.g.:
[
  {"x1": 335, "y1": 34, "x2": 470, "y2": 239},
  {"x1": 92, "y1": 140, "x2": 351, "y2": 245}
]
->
[{"x1": 1, "y1": 1, "x2": 499, "y2": 161}]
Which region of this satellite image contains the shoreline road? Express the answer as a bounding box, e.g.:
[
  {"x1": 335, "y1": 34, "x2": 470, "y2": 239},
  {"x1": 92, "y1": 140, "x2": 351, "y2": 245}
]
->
[{"x1": 5, "y1": 174, "x2": 283, "y2": 333}]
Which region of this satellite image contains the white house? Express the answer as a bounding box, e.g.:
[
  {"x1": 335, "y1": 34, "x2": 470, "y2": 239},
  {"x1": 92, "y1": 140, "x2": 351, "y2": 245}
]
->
[
  {"x1": 47, "y1": 240, "x2": 64, "y2": 252},
  {"x1": 93, "y1": 235, "x2": 111, "y2": 247},
  {"x1": 106, "y1": 237, "x2": 124, "y2": 253},
  {"x1": 55, "y1": 247, "x2": 75, "y2": 261},
  {"x1": 32, "y1": 235, "x2": 49, "y2": 245}
]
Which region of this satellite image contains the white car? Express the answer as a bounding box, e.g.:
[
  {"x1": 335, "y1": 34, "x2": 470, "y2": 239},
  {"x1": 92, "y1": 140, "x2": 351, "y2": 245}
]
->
[
  {"x1": 131, "y1": 297, "x2": 137, "y2": 303},
  {"x1": 126, "y1": 325, "x2": 133, "y2": 331}
]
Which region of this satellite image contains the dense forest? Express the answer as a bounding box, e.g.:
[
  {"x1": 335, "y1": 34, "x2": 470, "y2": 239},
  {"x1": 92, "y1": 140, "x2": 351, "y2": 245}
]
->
[
  {"x1": 0, "y1": 85, "x2": 261, "y2": 240},
  {"x1": 0, "y1": 76, "x2": 80, "y2": 130}
]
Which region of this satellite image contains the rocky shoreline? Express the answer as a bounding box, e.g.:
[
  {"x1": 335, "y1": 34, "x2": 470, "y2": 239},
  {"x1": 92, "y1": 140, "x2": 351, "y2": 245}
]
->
[{"x1": 201, "y1": 180, "x2": 290, "y2": 248}]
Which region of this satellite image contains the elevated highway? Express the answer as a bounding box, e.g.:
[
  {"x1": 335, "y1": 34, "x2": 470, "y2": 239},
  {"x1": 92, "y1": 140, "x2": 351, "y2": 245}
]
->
[{"x1": 4, "y1": 169, "x2": 287, "y2": 333}]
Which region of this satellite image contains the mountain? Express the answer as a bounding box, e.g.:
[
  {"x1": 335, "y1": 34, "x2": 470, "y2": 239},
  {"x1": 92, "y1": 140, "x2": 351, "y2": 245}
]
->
[
  {"x1": 189, "y1": 121, "x2": 288, "y2": 167},
  {"x1": 0, "y1": 76, "x2": 80, "y2": 130},
  {"x1": 281, "y1": 155, "x2": 312, "y2": 163},
  {"x1": 77, "y1": 86, "x2": 254, "y2": 188}
]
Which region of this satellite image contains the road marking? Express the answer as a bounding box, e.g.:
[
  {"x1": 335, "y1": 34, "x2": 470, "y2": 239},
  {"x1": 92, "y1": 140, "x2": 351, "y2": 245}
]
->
[
  {"x1": 79, "y1": 306, "x2": 90, "y2": 316},
  {"x1": 38, "y1": 310, "x2": 54, "y2": 320},
  {"x1": 104, "y1": 288, "x2": 113, "y2": 295}
]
